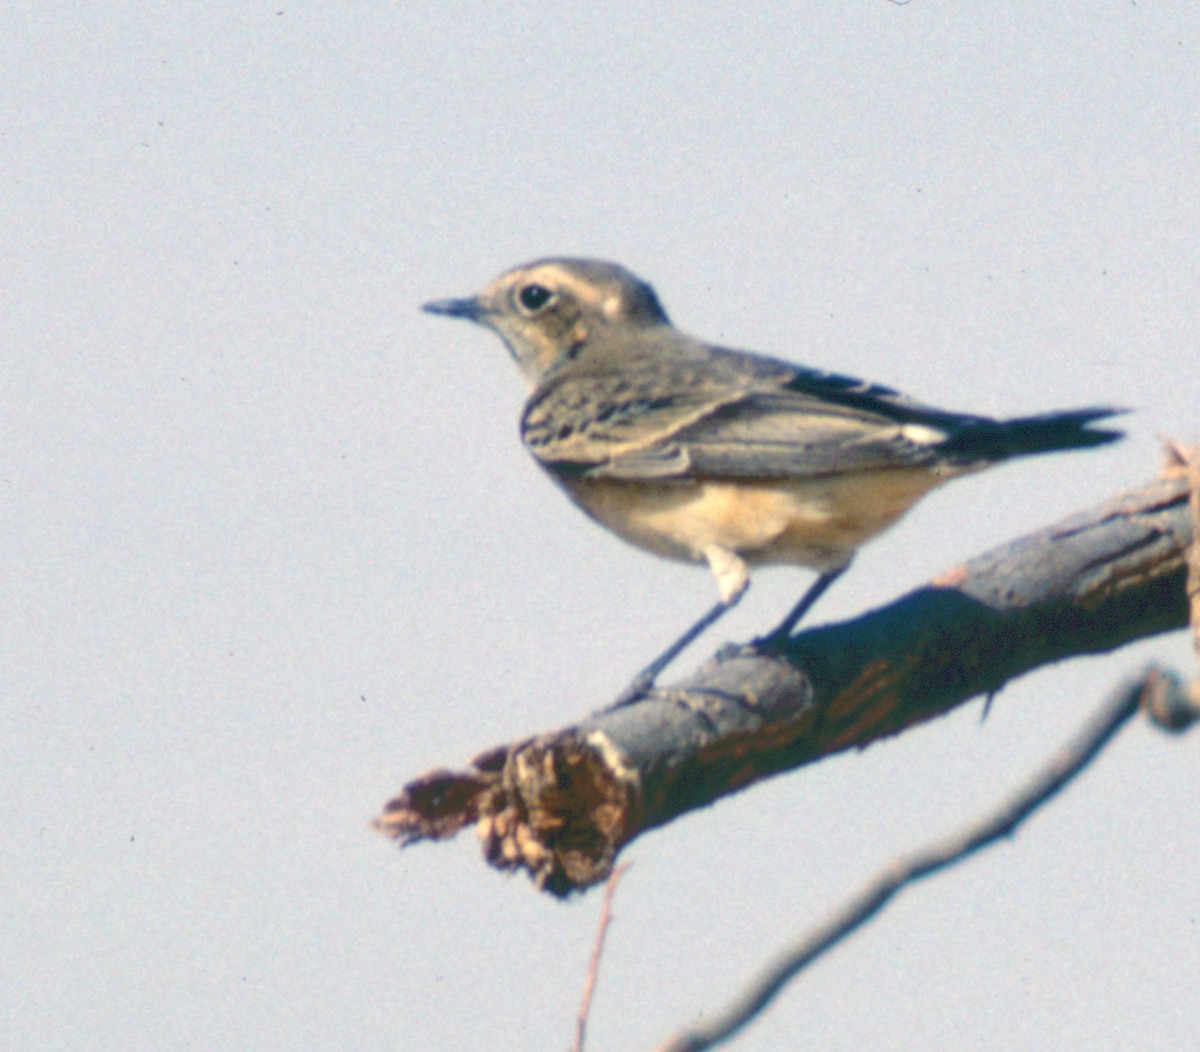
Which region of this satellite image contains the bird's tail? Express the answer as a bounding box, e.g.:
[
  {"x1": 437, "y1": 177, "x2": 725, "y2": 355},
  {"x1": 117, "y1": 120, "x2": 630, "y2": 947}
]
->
[{"x1": 938, "y1": 407, "x2": 1126, "y2": 462}]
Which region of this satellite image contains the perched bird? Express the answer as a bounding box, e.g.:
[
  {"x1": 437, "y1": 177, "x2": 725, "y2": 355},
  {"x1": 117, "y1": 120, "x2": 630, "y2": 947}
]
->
[{"x1": 423, "y1": 258, "x2": 1122, "y2": 702}]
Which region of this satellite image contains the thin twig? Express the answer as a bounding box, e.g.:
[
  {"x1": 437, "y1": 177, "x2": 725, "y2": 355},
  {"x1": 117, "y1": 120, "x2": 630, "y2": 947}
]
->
[
  {"x1": 574, "y1": 862, "x2": 631, "y2": 1052},
  {"x1": 657, "y1": 671, "x2": 1158, "y2": 1052}
]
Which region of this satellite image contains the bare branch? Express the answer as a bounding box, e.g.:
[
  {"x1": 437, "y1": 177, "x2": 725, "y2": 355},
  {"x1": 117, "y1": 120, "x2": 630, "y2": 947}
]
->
[
  {"x1": 654, "y1": 668, "x2": 1185, "y2": 1051},
  {"x1": 376, "y1": 473, "x2": 1192, "y2": 894}
]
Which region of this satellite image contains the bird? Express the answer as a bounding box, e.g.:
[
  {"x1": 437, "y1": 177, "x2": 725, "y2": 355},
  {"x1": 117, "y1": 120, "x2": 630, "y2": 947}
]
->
[{"x1": 422, "y1": 257, "x2": 1123, "y2": 703}]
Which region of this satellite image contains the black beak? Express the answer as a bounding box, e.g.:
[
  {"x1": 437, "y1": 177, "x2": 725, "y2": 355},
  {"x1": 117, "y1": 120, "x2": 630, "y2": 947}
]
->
[{"x1": 421, "y1": 296, "x2": 489, "y2": 321}]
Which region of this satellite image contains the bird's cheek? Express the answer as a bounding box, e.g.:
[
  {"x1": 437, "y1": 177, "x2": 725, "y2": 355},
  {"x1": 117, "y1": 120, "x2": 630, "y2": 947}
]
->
[{"x1": 567, "y1": 319, "x2": 590, "y2": 349}]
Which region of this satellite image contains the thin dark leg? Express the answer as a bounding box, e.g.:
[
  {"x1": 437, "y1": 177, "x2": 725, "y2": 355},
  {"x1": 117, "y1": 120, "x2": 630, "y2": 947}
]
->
[
  {"x1": 754, "y1": 564, "x2": 850, "y2": 649},
  {"x1": 611, "y1": 593, "x2": 742, "y2": 707}
]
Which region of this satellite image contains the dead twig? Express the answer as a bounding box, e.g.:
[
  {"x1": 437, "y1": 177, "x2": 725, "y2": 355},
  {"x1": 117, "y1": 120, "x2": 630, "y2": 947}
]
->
[
  {"x1": 574, "y1": 862, "x2": 632, "y2": 1052},
  {"x1": 656, "y1": 669, "x2": 1165, "y2": 1052}
]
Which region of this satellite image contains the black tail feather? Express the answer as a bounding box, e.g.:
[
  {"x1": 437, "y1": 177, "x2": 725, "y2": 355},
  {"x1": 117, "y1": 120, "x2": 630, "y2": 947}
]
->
[{"x1": 939, "y1": 407, "x2": 1126, "y2": 462}]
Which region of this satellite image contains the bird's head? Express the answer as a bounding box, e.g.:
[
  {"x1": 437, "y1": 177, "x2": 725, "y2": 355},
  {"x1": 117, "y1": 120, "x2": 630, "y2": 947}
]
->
[{"x1": 423, "y1": 258, "x2": 669, "y2": 385}]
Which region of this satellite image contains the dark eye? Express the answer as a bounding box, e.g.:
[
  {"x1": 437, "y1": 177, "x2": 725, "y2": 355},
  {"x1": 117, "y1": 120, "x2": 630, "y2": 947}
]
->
[{"x1": 517, "y1": 283, "x2": 553, "y2": 312}]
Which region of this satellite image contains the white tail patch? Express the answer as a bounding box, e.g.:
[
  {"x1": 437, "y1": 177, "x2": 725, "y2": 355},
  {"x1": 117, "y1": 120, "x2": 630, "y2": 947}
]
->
[{"x1": 898, "y1": 423, "x2": 948, "y2": 447}]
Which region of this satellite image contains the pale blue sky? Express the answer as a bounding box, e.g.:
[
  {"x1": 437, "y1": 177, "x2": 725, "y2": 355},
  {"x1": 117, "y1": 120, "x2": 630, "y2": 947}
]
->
[{"x1": 5, "y1": 5, "x2": 1198, "y2": 1049}]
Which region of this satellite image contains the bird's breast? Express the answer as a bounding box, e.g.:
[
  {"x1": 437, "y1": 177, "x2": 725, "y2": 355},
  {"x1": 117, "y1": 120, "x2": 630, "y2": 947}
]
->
[{"x1": 550, "y1": 468, "x2": 953, "y2": 572}]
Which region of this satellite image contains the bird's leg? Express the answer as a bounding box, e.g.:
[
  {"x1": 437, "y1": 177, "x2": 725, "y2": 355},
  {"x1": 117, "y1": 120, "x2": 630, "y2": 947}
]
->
[
  {"x1": 610, "y1": 597, "x2": 739, "y2": 707},
  {"x1": 611, "y1": 547, "x2": 748, "y2": 707},
  {"x1": 753, "y1": 562, "x2": 850, "y2": 650}
]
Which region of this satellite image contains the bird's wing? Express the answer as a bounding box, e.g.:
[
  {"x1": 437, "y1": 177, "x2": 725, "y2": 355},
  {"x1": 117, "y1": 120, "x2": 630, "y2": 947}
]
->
[
  {"x1": 521, "y1": 357, "x2": 763, "y2": 475},
  {"x1": 522, "y1": 349, "x2": 959, "y2": 482},
  {"x1": 589, "y1": 389, "x2": 953, "y2": 481}
]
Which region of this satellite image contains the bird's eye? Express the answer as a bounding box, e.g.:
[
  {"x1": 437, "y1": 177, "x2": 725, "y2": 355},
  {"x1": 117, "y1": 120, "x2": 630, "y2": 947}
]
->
[{"x1": 517, "y1": 284, "x2": 553, "y2": 313}]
